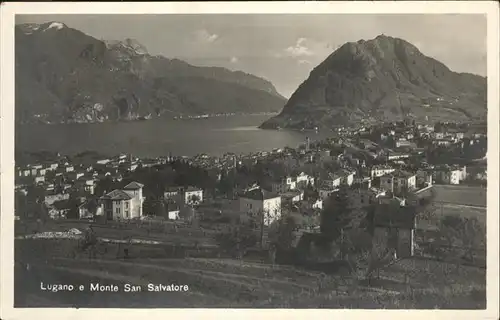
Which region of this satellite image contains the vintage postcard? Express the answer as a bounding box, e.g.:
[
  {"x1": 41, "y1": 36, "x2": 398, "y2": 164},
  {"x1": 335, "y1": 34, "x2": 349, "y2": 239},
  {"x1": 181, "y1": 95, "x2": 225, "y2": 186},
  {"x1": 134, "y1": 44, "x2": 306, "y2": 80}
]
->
[{"x1": 1, "y1": 1, "x2": 499, "y2": 320}]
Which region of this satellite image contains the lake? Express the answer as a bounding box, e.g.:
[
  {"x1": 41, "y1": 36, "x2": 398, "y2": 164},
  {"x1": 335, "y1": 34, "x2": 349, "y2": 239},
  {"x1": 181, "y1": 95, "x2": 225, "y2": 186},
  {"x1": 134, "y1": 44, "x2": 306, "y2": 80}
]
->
[{"x1": 15, "y1": 115, "x2": 332, "y2": 158}]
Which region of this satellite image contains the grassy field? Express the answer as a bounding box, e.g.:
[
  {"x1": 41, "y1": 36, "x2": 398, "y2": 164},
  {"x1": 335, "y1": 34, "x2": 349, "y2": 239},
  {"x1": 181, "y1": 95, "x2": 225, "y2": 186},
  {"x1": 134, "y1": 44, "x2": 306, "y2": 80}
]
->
[
  {"x1": 432, "y1": 185, "x2": 486, "y2": 207},
  {"x1": 14, "y1": 238, "x2": 486, "y2": 309}
]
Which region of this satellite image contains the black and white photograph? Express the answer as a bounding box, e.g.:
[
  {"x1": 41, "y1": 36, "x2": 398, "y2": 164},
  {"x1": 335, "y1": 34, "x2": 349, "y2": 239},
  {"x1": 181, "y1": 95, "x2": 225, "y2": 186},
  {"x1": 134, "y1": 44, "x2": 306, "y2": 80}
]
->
[{"x1": 1, "y1": 1, "x2": 499, "y2": 318}]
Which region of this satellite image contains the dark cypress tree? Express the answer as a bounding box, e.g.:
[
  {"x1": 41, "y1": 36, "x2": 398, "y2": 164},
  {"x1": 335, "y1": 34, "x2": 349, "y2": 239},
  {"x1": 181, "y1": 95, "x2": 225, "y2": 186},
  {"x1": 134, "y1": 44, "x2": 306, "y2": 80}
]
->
[{"x1": 320, "y1": 185, "x2": 352, "y2": 241}]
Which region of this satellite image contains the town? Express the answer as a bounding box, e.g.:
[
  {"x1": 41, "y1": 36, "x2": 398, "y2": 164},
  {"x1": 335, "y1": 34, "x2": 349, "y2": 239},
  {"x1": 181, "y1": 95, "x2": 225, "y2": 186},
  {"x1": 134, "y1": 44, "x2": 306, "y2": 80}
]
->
[{"x1": 14, "y1": 119, "x2": 488, "y2": 308}]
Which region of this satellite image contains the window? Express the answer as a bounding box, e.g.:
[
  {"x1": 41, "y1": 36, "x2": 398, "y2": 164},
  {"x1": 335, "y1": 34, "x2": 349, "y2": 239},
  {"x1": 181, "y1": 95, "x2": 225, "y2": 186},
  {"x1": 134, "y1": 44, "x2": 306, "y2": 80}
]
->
[
  {"x1": 125, "y1": 202, "x2": 129, "y2": 209},
  {"x1": 116, "y1": 207, "x2": 121, "y2": 214}
]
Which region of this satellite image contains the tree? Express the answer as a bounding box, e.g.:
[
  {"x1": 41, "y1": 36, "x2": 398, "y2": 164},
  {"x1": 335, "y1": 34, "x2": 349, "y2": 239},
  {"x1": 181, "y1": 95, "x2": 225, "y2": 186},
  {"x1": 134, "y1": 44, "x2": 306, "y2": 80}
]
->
[
  {"x1": 320, "y1": 186, "x2": 365, "y2": 241},
  {"x1": 156, "y1": 201, "x2": 167, "y2": 217},
  {"x1": 142, "y1": 198, "x2": 156, "y2": 216},
  {"x1": 189, "y1": 194, "x2": 200, "y2": 205},
  {"x1": 439, "y1": 215, "x2": 485, "y2": 263},
  {"x1": 268, "y1": 215, "x2": 298, "y2": 252},
  {"x1": 86, "y1": 198, "x2": 99, "y2": 219},
  {"x1": 461, "y1": 217, "x2": 485, "y2": 262},
  {"x1": 341, "y1": 228, "x2": 394, "y2": 286},
  {"x1": 66, "y1": 192, "x2": 81, "y2": 219},
  {"x1": 94, "y1": 176, "x2": 115, "y2": 196}
]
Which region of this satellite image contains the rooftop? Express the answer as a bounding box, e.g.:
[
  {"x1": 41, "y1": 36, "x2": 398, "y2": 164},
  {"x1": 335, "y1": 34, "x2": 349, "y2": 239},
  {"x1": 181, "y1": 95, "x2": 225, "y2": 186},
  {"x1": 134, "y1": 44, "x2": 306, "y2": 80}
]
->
[
  {"x1": 101, "y1": 189, "x2": 132, "y2": 201},
  {"x1": 123, "y1": 181, "x2": 144, "y2": 190},
  {"x1": 382, "y1": 169, "x2": 415, "y2": 178},
  {"x1": 240, "y1": 187, "x2": 280, "y2": 201},
  {"x1": 185, "y1": 186, "x2": 203, "y2": 192}
]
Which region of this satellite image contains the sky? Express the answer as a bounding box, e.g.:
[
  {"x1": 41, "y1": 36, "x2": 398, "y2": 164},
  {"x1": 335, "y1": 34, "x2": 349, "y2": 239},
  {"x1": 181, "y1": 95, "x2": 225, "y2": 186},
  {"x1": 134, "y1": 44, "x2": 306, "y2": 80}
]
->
[{"x1": 16, "y1": 14, "x2": 487, "y2": 98}]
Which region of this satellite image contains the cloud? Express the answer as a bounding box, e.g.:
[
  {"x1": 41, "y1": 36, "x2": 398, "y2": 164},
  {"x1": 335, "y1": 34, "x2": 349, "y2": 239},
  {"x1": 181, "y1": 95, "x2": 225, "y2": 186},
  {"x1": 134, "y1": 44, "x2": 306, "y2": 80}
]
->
[
  {"x1": 230, "y1": 56, "x2": 239, "y2": 63},
  {"x1": 298, "y1": 59, "x2": 311, "y2": 65},
  {"x1": 284, "y1": 37, "x2": 315, "y2": 57},
  {"x1": 194, "y1": 29, "x2": 219, "y2": 43}
]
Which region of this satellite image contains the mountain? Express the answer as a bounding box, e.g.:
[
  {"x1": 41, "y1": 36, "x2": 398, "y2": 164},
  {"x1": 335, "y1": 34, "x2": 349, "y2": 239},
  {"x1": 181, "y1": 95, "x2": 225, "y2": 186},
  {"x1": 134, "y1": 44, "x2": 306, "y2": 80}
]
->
[
  {"x1": 15, "y1": 22, "x2": 286, "y2": 124},
  {"x1": 261, "y1": 35, "x2": 486, "y2": 130}
]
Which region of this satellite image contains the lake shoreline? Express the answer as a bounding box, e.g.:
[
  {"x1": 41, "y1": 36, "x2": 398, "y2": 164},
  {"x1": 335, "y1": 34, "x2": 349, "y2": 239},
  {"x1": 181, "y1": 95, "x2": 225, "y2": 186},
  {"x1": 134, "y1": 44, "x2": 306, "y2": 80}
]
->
[{"x1": 15, "y1": 115, "x2": 332, "y2": 160}]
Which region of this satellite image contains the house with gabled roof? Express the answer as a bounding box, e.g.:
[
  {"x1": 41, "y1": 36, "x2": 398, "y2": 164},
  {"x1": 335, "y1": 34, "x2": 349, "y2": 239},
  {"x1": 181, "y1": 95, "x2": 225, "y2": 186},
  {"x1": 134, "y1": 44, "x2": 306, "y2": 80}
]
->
[
  {"x1": 239, "y1": 186, "x2": 281, "y2": 226},
  {"x1": 379, "y1": 169, "x2": 417, "y2": 195},
  {"x1": 99, "y1": 181, "x2": 144, "y2": 220}
]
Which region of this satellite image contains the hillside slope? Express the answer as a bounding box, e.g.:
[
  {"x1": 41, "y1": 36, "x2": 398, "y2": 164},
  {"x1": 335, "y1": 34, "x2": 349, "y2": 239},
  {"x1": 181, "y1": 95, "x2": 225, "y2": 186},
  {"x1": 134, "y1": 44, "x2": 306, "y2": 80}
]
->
[
  {"x1": 261, "y1": 35, "x2": 486, "y2": 129},
  {"x1": 16, "y1": 22, "x2": 286, "y2": 124}
]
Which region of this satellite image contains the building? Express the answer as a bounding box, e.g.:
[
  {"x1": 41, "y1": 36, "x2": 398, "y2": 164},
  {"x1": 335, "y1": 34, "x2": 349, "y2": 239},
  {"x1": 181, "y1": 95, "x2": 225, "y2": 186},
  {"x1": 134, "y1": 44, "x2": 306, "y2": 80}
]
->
[
  {"x1": 416, "y1": 169, "x2": 434, "y2": 187},
  {"x1": 271, "y1": 181, "x2": 287, "y2": 194},
  {"x1": 184, "y1": 186, "x2": 203, "y2": 205},
  {"x1": 100, "y1": 190, "x2": 134, "y2": 220},
  {"x1": 295, "y1": 172, "x2": 315, "y2": 189},
  {"x1": 372, "y1": 203, "x2": 417, "y2": 259},
  {"x1": 319, "y1": 186, "x2": 338, "y2": 201},
  {"x1": 46, "y1": 163, "x2": 59, "y2": 171},
  {"x1": 270, "y1": 173, "x2": 305, "y2": 194},
  {"x1": 84, "y1": 180, "x2": 95, "y2": 195},
  {"x1": 434, "y1": 139, "x2": 453, "y2": 147},
  {"x1": 347, "y1": 188, "x2": 385, "y2": 209},
  {"x1": 96, "y1": 159, "x2": 111, "y2": 165},
  {"x1": 45, "y1": 193, "x2": 70, "y2": 206},
  {"x1": 370, "y1": 165, "x2": 396, "y2": 179},
  {"x1": 100, "y1": 181, "x2": 144, "y2": 220},
  {"x1": 323, "y1": 169, "x2": 355, "y2": 187},
  {"x1": 433, "y1": 132, "x2": 445, "y2": 140},
  {"x1": 239, "y1": 187, "x2": 281, "y2": 226},
  {"x1": 78, "y1": 199, "x2": 103, "y2": 219},
  {"x1": 434, "y1": 166, "x2": 467, "y2": 185},
  {"x1": 34, "y1": 176, "x2": 45, "y2": 185},
  {"x1": 164, "y1": 187, "x2": 181, "y2": 201},
  {"x1": 166, "y1": 202, "x2": 181, "y2": 220},
  {"x1": 281, "y1": 190, "x2": 304, "y2": 205},
  {"x1": 379, "y1": 170, "x2": 417, "y2": 195},
  {"x1": 386, "y1": 152, "x2": 410, "y2": 161}
]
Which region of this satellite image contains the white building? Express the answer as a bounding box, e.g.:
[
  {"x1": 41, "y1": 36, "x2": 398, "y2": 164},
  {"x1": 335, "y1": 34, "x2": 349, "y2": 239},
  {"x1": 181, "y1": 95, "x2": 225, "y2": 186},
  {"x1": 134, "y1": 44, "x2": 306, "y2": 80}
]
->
[
  {"x1": 166, "y1": 203, "x2": 181, "y2": 220},
  {"x1": 184, "y1": 186, "x2": 203, "y2": 205},
  {"x1": 100, "y1": 181, "x2": 145, "y2": 220},
  {"x1": 239, "y1": 187, "x2": 281, "y2": 226},
  {"x1": 323, "y1": 169, "x2": 355, "y2": 188},
  {"x1": 295, "y1": 172, "x2": 315, "y2": 188},
  {"x1": 34, "y1": 176, "x2": 45, "y2": 184},
  {"x1": 370, "y1": 165, "x2": 396, "y2": 179},
  {"x1": 272, "y1": 172, "x2": 314, "y2": 194},
  {"x1": 84, "y1": 180, "x2": 95, "y2": 195},
  {"x1": 434, "y1": 166, "x2": 466, "y2": 185},
  {"x1": 45, "y1": 193, "x2": 70, "y2": 206},
  {"x1": 97, "y1": 159, "x2": 111, "y2": 165}
]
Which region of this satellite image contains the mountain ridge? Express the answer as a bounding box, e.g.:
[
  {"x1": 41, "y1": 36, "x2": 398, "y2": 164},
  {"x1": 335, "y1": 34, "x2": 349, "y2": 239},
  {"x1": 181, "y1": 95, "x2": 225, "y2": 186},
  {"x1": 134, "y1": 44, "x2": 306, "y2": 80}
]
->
[
  {"x1": 15, "y1": 22, "x2": 286, "y2": 124},
  {"x1": 261, "y1": 34, "x2": 486, "y2": 129}
]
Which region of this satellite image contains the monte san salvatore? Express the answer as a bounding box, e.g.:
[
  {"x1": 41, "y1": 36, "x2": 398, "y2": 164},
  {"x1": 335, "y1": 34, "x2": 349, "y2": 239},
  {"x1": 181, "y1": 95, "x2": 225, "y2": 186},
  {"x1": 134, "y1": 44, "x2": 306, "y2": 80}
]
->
[{"x1": 261, "y1": 35, "x2": 486, "y2": 130}]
